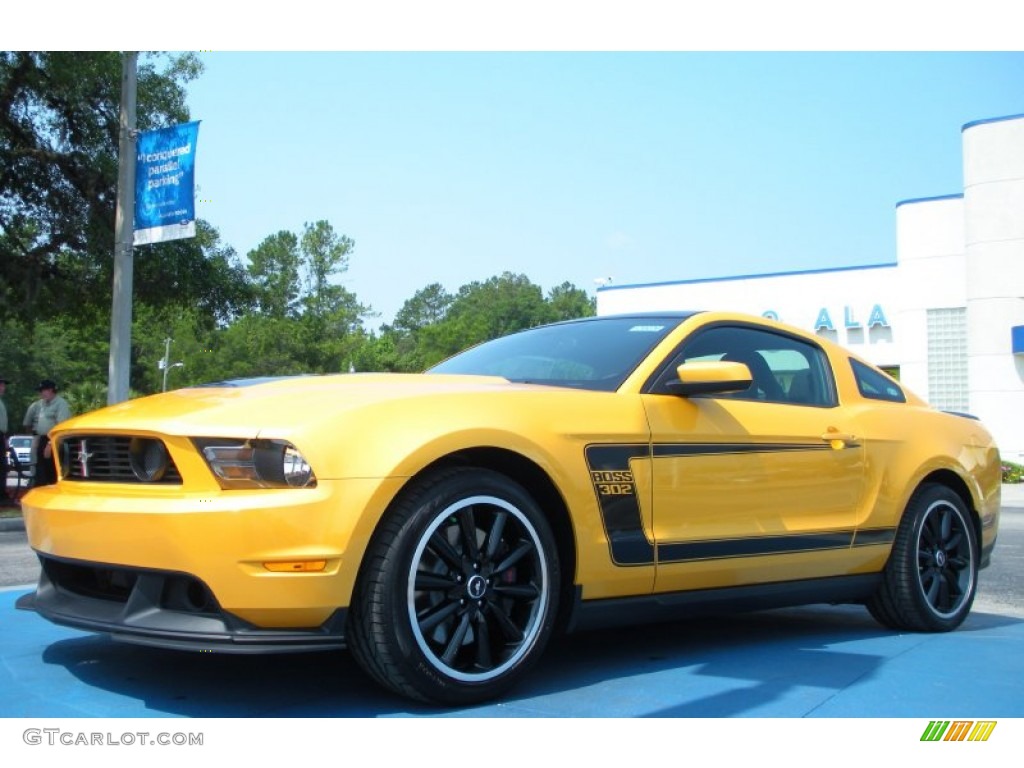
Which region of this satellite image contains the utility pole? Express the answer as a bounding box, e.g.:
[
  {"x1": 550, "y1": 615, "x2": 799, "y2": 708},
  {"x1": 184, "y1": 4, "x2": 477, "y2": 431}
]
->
[{"x1": 108, "y1": 51, "x2": 138, "y2": 405}]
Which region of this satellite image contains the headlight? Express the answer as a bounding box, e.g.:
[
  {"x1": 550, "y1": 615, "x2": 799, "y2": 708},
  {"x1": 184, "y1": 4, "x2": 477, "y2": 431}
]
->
[{"x1": 193, "y1": 438, "x2": 317, "y2": 489}]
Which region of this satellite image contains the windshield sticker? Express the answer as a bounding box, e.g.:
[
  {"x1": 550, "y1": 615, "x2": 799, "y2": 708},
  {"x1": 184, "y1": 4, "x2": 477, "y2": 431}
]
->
[{"x1": 629, "y1": 325, "x2": 666, "y2": 333}]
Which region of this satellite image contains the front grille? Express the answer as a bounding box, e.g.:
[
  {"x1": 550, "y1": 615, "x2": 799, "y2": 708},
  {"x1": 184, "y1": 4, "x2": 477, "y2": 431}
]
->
[
  {"x1": 59, "y1": 435, "x2": 182, "y2": 484},
  {"x1": 43, "y1": 557, "x2": 138, "y2": 602},
  {"x1": 40, "y1": 556, "x2": 218, "y2": 614}
]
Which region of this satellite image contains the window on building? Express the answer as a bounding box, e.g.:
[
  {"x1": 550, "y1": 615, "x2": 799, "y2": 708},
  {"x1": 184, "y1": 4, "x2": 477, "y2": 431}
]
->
[
  {"x1": 880, "y1": 366, "x2": 901, "y2": 381},
  {"x1": 926, "y1": 307, "x2": 968, "y2": 411}
]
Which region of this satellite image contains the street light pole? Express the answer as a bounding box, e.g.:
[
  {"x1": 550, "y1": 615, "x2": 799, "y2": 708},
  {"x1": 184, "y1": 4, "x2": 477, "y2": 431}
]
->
[
  {"x1": 160, "y1": 337, "x2": 170, "y2": 392},
  {"x1": 160, "y1": 337, "x2": 184, "y2": 392},
  {"x1": 108, "y1": 51, "x2": 138, "y2": 405}
]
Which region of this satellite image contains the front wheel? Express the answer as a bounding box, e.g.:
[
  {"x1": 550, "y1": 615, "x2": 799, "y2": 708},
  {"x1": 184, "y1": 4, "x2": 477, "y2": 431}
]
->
[
  {"x1": 867, "y1": 484, "x2": 978, "y2": 632},
  {"x1": 348, "y1": 468, "x2": 560, "y2": 705}
]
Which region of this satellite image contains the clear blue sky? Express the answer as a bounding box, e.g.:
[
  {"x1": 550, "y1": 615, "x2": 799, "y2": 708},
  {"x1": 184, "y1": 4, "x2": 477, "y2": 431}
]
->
[{"x1": 182, "y1": 52, "x2": 1023, "y2": 328}]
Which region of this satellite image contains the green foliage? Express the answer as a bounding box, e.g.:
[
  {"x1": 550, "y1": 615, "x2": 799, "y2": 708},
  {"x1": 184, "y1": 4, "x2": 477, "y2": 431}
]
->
[
  {"x1": 0, "y1": 319, "x2": 34, "y2": 419},
  {"x1": 0, "y1": 53, "x2": 597, "y2": 399},
  {"x1": 382, "y1": 283, "x2": 454, "y2": 371},
  {"x1": 547, "y1": 281, "x2": 596, "y2": 321},
  {"x1": 2, "y1": 263, "x2": 599, "y2": 399},
  {"x1": 372, "y1": 273, "x2": 596, "y2": 372},
  {"x1": 0, "y1": 51, "x2": 204, "y2": 324},
  {"x1": 1003, "y1": 461, "x2": 1023, "y2": 484},
  {"x1": 394, "y1": 283, "x2": 452, "y2": 333},
  {"x1": 234, "y1": 220, "x2": 369, "y2": 377},
  {"x1": 248, "y1": 231, "x2": 301, "y2": 318},
  {"x1": 0, "y1": 315, "x2": 108, "y2": 422},
  {"x1": 64, "y1": 381, "x2": 114, "y2": 417},
  {"x1": 409, "y1": 273, "x2": 546, "y2": 368},
  {"x1": 299, "y1": 220, "x2": 355, "y2": 318},
  {"x1": 134, "y1": 221, "x2": 255, "y2": 328},
  {"x1": 209, "y1": 314, "x2": 310, "y2": 379}
]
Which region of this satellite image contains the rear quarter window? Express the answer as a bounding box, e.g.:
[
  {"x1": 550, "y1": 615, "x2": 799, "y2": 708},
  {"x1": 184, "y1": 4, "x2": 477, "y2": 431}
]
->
[{"x1": 850, "y1": 358, "x2": 906, "y2": 403}]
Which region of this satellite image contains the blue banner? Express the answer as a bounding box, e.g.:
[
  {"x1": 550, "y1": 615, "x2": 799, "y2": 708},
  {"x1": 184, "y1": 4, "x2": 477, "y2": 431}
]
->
[{"x1": 133, "y1": 121, "x2": 200, "y2": 246}]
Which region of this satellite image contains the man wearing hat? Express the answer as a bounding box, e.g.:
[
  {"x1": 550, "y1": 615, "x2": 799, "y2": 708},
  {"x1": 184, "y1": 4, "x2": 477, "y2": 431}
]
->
[{"x1": 23, "y1": 379, "x2": 72, "y2": 487}]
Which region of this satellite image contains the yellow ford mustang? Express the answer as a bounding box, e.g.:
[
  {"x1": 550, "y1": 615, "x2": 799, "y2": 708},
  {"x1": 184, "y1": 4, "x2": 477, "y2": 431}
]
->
[{"x1": 18, "y1": 311, "x2": 1001, "y2": 705}]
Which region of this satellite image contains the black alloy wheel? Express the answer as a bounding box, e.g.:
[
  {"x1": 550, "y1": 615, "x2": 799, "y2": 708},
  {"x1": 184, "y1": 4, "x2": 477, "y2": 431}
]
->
[
  {"x1": 867, "y1": 483, "x2": 978, "y2": 632},
  {"x1": 349, "y1": 467, "x2": 560, "y2": 705}
]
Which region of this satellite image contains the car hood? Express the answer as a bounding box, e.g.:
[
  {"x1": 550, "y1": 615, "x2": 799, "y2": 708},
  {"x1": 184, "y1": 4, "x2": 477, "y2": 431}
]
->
[{"x1": 54, "y1": 373, "x2": 548, "y2": 438}]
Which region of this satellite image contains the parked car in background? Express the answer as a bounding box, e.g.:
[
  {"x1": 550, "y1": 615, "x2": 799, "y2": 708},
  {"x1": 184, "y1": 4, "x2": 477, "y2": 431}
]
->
[
  {"x1": 17, "y1": 311, "x2": 1002, "y2": 705},
  {"x1": 8, "y1": 435, "x2": 33, "y2": 470}
]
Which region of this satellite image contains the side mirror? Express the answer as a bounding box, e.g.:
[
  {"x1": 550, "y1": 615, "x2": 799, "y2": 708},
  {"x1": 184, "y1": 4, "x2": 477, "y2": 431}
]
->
[{"x1": 666, "y1": 360, "x2": 753, "y2": 396}]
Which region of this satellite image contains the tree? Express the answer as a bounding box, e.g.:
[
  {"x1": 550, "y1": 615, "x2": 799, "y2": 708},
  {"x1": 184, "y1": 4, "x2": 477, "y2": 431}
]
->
[
  {"x1": 0, "y1": 51, "x2": 203, "y2": 323},
  {"x1": 134, "y1": 221, "x2": 254, "y2": 329},
  {"x1": 411, "y1": 273, "x2": 551, "y2": 368},
  {"x1": 247, "y1": 231, "x2": 301, "y2": 319},
  {"x1": 447, "y1": 272, "x2": 551, "y2": 338},
  {"x1": 546, "y1": 281, "x2": 596, "y2": 321},
  {"x1": 209, "y1": 314, "x2": 310, "y2": 379},
  {"x1": 371, "y1": 275, "x2": 597, "y2": 373},
  {"x1": 393, "y1": 283, "x2": 452, "y2": 333},
  {"x1": 0, "y1": 314, "x2": 110, "y2": 421},
  {"x1": 378, "y1": 283, "x2": 455, "y2": 372},
  {"x1": 232, "y1": 220, "x2": 368, "y2": 375},
  {"x1": 299, "y1": 220, "x2": 355, "y2": 320}
]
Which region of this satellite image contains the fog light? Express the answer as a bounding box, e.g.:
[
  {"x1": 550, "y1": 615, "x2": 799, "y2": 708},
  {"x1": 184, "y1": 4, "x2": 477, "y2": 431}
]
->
[{"x1": 130, "y1": 438, "x2": 170, "y2": 482}]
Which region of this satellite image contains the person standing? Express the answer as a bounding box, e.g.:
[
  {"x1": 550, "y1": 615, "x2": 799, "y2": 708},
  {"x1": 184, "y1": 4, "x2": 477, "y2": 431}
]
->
[
  {"x1": 23, "y1": 379, "x2": 72, "y2": 487},
  {"x1": 0, "y1": 377, "x2": 10, "y2": 504}
]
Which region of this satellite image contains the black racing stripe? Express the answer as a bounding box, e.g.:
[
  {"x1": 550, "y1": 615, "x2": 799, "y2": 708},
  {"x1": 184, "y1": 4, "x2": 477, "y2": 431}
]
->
[
  {"x1": 193, "y1": 376, "x2": 301, "y2": 388},
  {"x1": 657, "y1": 530, "x2": 855, "y2": 564},
  {"x1": 852, "y1": 528, "x2": 897, "y2": 547},
  {"x1": 653, "y1": 442, "x2": 830, "y2": 458}
]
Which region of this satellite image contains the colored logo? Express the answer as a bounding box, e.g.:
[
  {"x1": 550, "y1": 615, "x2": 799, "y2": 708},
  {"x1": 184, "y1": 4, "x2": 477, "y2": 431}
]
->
[{"x1": 921, "y1": 720, "x2": 997, "y2": 742}]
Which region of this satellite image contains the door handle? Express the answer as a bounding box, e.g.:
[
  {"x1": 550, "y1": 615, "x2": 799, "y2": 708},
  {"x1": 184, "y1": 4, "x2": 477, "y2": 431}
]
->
[{"x1": 821, "y1": 430, "x2": 858, "y2": 449}]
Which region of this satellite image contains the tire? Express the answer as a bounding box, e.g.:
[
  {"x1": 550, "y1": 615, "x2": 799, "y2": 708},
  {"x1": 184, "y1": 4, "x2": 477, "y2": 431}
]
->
[
  {"x1": 348, "y1": 467, "x2": 560, "y2": 705},
  {"x1": 867, "y1": 484, "x2": 978, "y2": 632}
]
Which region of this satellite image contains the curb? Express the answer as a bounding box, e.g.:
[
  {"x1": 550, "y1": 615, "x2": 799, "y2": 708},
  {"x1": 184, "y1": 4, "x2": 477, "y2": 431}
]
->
[{"x1": 0, "y1": 515, "x2": 24, "y2": 533}]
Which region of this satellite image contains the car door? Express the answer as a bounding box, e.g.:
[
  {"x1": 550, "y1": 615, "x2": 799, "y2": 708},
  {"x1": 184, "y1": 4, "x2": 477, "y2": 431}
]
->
[{"x1": 641, "y1": 323, "x2": 872, "y2": 594}]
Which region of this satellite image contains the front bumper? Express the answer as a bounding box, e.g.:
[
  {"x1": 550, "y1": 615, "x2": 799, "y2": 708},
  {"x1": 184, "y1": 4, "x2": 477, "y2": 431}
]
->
[
  {"x1": 20, "y1": 476, "x2": 405, "y2": 633},
  {"x1": 16, "y1": 554, "x2": 347, "y2": 653}
]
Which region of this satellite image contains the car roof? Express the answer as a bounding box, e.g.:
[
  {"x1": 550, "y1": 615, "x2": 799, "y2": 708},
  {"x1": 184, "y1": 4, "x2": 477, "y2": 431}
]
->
[{"x1": 553, "y1": 311, "x2": 701, "y2": 327}]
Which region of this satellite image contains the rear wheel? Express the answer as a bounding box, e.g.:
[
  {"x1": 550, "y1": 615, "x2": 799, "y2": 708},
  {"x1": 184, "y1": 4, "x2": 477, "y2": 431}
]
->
[
  {"x1": 348, "y1": 467, "x2": 560, "y2": 705},
  {"x1": 867, "y1": 484, "x2": 978, "y2": 632}
]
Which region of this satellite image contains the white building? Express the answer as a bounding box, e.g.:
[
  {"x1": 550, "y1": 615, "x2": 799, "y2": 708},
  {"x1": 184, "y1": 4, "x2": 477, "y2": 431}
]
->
[{"x1": 597, "y1": 113, "x2": 1024, "y2": 463}]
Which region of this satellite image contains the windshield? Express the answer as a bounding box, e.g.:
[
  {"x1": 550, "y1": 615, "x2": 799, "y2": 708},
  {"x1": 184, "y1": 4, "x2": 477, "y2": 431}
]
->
[{"x1": 428, "y1": 316, "x2": 685, "y2": 392}]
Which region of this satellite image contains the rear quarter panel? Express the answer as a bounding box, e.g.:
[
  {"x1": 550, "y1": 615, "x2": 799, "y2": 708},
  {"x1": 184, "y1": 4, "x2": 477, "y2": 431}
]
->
[
  {"x1": 846, "y1": 401, "x2": 1001, "y2": 552},
  {"x1": 826, "y1": 345, "x2": 1001, "y2": 560}
]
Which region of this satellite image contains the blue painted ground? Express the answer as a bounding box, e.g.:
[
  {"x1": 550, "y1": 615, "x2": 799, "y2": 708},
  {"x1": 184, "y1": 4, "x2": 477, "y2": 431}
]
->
[{"x1": 2, "y1": 586, "x2": 1021, "y2": 718}]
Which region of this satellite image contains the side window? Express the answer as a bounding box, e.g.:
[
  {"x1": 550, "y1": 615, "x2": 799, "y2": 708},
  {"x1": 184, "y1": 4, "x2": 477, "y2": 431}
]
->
[
  {"x1": 850, "y1": 358, "x2": 906, "y2": 403},
  {"x1": 651, "y1": 325, "x2": 837, "y2": 407}
]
